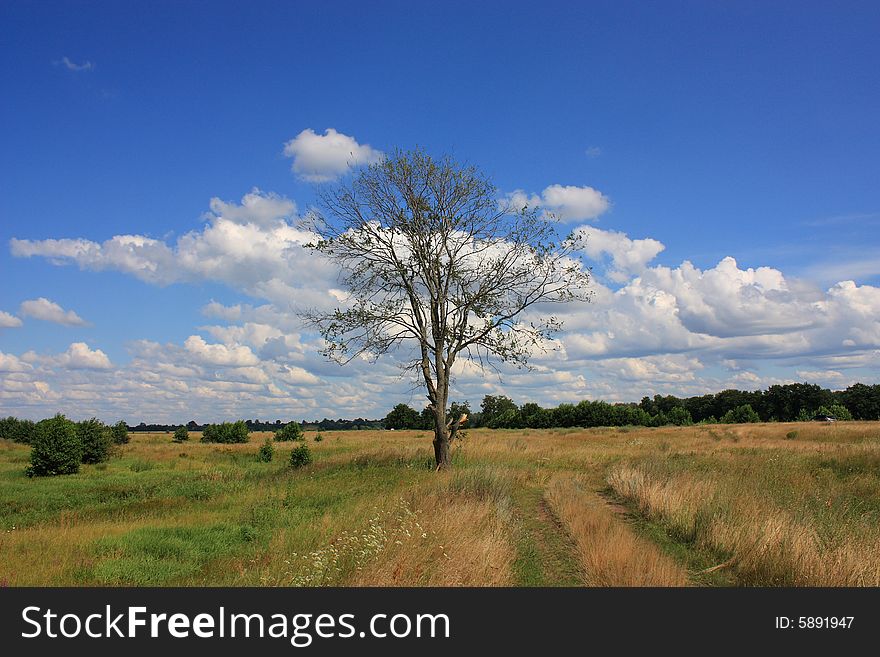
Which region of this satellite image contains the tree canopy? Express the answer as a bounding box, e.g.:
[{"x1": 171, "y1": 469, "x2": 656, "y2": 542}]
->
[{"x1": 305, "y1": 149, "x2": 591, "y2": 467}]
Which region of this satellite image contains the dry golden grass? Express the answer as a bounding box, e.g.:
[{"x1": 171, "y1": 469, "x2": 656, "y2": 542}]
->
[
  {"x1": 607, "y1": 460, "x2": 880, "y2": 586},
  {"x1": 3, "y1": 421, "x2": 879, "y2": 586},
  {"x1": 348, "y1": 492, "x2": 515, "y2": 586},
  {"x1": 545, "y1": 475, "x2": 689, "y2": 586}
]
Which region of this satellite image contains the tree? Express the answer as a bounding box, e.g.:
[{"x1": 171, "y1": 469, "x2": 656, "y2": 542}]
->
[
  {"x1": 274, "y1": 421, "x2": 304, "y2": 441},
  {"x1": 721, "y1": 404, "x2": 760, "y2": 424},
  {"x1": 306, "y1": 151, "x2": 589, "y2": 468},
  {"x1": 0, "y1": 416, "x2": 36, "y2": 444},
  {"x1": 27, "y1": 414, "x2": 82, "y2": 477},
  {"x1": 111, "y1": 421, "x2": 130, "y2": 445},
  {"x1": 666, "y1": 406, "x2": 694, "y2": 426},
  {"x1": 78, "y1": 418, "x2": 112, "y2": 464},
  {"x1": 202, "y1": 421, "x2": 250, "y2": 443},
  {"x1": 816, "y1": 404, "x2": 853, "y2": 421},
  {"x1": 172, "y1": 426, "x2": 189, "y2": 443},
  {"x1": 480, "y1": 395, "x2": 519, "y2": 427},
  {"x1": 305, "y1": 150, "x2": 591, "y2": 468},
  {"x1": 837, "y1": 383, "x2": 880, "y2": 420},
  {"x1": 384, "y1": 403, "x2": 422, "y2": 430}
]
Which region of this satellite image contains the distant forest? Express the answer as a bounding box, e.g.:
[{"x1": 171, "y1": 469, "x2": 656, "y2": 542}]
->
[
  {"x1": 1, "y1": 382, "x2": 879, "y2": 441},
  {"x1": 383, "y1": 382, "x2": 880, "y2": 430}
]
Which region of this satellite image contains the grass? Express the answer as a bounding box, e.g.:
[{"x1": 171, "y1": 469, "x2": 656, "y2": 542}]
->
[
  {"x1": 1, "y1": 422, "x2": 879, "y2": 586},
  {"x1": 545, "y1": 474, "x2": 689, "y2": 586}
]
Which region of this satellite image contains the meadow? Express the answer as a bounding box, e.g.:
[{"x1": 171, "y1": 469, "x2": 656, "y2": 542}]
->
[{"x1": 1, "y1": 421, "x2": 879, "y2": 586}]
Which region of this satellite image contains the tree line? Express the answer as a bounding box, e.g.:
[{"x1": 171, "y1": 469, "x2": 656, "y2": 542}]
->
[
  {"x1": 122, "y1": 418, "x2": 383, "y2": 433},
  {"x1": 383, "y1": 382, "x2": 880, "y2": 430}
]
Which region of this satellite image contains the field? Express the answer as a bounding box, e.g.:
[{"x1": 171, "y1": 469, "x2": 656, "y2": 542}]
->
[{"x1": 2, "y1": 422, "x2": 879, "y2": 586}]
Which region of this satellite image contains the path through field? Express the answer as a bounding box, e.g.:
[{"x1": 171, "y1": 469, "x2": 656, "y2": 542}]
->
[
  {"x1": 3, "y1": 422, "x2": 880, "y2": 586},
  {"x1": 511, "y1": 483, "x2": 582, "y2": 586}
]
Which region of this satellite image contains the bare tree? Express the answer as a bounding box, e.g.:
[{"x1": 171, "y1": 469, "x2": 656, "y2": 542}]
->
[{"x1": 304, "y1": 150, "x2": 591, "y2": 469}]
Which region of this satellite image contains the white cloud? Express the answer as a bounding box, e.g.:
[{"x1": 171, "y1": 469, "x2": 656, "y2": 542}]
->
[
  {"x1": 505, "y1": 184, "x2": 611, "y2": 222},
  {"x1": 577, "y1": 226, "x2": 665, "y2": 281},
  {"x1": 0, "y1": 311, "x2": 22, "y2": 328},
  {"x1": 202, "y1": 301, "x2": 243, "y2": 321},
  {"x1": 632, "y1": 257, "x2": 822, "y2": 338},
  {"x1": 19, "y1": 298, "x2": 89, "y2": 326},
  {"x1": 57, "y1": 56, "x2": 93, "y2": 72},
  {"x1": 27, "y1": 343, "x2": 113, "y2": 370},
  {"x1": 0, "y1": 351, "x2": 32, "y2": 372},
  {"x1": 585, "y1": 146, "x2": 602, "y2": 158},
  {"x1": 7, "y1": 185, "x2": 880, "y2": 420},
  {"x1": 183, "y1": 335, "x2": 260, "y2": 367},
  {"x1": 283, "y1": 128, "x2": 383, "y2": 182},
  {"x1": 207, "y1": 188, "x2": 296, "y2": 229},
  {"x1": 593, "y1": 354, "x2": 704, "y2": 383},
  {"x1": 11, "y1": 190, "x2": 340, "y2": 312}
]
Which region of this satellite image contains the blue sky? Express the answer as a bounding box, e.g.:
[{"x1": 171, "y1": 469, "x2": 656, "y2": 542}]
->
[{"x1": 1, "y1": 1, "x2": 879, "y2": 422}]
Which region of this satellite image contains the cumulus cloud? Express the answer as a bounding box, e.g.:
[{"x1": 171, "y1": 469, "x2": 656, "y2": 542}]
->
[
  {"x1": 202, "y1": 301, "x2": 243, "y2": 321},
  {"x1": 207, "y1": 188, "x2": 296, "y2": 229},
  {"x1": 0, "y1": 351, "x2": 32, "y2": 372},
  {"x1": 183, "y1": 335, "x2": 260, "y2": 367},
  {"x1": 505, "y1": 184, "x2": 611, "y2": 222},
  {"x1": 283, "y1": 128, "x2": 383, "y2": 182},
  {"x1": 23, "y1": 343, "x2": 113, "y2": 370},
  {"x1": 7, "y1": 184, "x2": 880, "y2": 420},
  {"x1": 11, "y1": 190, "x2": 340, "y2": 312},
  {"x1": 577, "y1": 226, "x2": 665, "y2": 281},
  {"x1": 0, "y1": 311, "x2": 22, "y2": 328},
  {"x1": 19, "y1": 298, "x2": 89, "y2": 326}
]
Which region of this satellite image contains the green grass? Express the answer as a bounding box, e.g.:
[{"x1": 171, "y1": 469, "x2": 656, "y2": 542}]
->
[
  {"x1": 3, "y1": 423, "x2": 880, "y2": 586},
  {"x1": 92, "y1": 523, "x2": 265, "y2": 584}
]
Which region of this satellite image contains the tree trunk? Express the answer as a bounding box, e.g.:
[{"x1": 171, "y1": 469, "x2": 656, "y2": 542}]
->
[
  {"x1": 433, "y1": 426, "x2": 451, "y2": 470},
  {"x1": 431, "y1": 371, "x2": 450, "y2": 469}
]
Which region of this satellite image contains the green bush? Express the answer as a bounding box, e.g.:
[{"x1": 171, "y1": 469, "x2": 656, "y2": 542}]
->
[
  {"x1": 314, "y1": 433, "x2": 324, "y2": 442},
  {"x1": 289, "y1": 443, "x2": 312, "y2": 468},
  {"x1": 78, "y1": 418, "x2": 112, "y2": 464},
  {"x1": 0, "y1": 416, "x2": 37, "y2": 443},
  {"x1": 172, "y1": 426, "x2": 189, "y2": 443},
  {"x1": 720, "y1": 404, "x2": 761, "y2": 424},
  {"x1": 817, "y1": 404, "x2": 854, "y2": 421},
  {"x1": 258, "y1": 438, "x2": 274, "y2": 462},
  {"x1": 27, "y1": 414, "x2": 83, "y2": 477},
  {"x1": 201, "y1": 420, "x2": 249, "y2": 443},
  {"x1": 795, "y1": 408, "x2": 814, "y2": 422},
  {"x1": 785, "y1": 430, "x2": 799, "y2": 440},
  {"x1": 111, "y1": 421, "x2": 130, "y2": 445},
  {"x1": 666, "y1": 406, "x2": 694, "y2": 426},
  {"x1": 275, "y1": 422, "x2": 304, "y2": 442}
]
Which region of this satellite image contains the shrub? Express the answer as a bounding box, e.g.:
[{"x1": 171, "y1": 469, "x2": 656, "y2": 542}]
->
[
  {"x1": 201, "y1": 421, "x2": 249, "y2": 443},
  {"x1": 111, "y1": 421, "x2": 130, "y2": 445},
  {"x1": 720, "y1": 404, "x2": 760, "y2": 424},
  {"x1": 666, "y1": 406, "x2": 693, "y2": 426},
  {"x1": 289, "y1": 443, "x2": 312, "y2": 468},
  {"x1": 817, "y1": 404, "x2": 854, "y2": 421},
  {"x1": 785, "y1": 430, "x2": 799, "y2": 440},
  {"x1": 27, "y1": 414, "x2": 82, "y2": 477},
  {"x1": 275, "y1": 422, "x2": 304, "y2": 442},
  {"x1": 314, "y1": 433, "x2": 324, "y2": 442},
  {"x1": 78, "y1": 418, "x2": 112, "y2": 464},
  {"x1": 258, "y1": 438, "x2": 274, "y2": 462},
  {"x1": 172, "y1": 426, "x2": 189, "y2": 443},
  {"x1": 795, "y1": 408, "x2": 814, "y2": 422},
  {"x1": 201, "y1": 424, "x2": 220, "y2": 443},
  {"x1": 0, "y1": 416, "x2": 37, "y2": 443}
]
